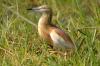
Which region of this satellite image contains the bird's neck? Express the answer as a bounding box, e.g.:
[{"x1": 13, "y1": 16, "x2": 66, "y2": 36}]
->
[{"x1": 38, "y1": 13, "x2": 52, "y2": 28}]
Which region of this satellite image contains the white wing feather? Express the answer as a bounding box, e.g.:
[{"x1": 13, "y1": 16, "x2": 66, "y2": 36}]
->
[{"x1": 50, "y1": 30, "x2": 73, "y2": 50}]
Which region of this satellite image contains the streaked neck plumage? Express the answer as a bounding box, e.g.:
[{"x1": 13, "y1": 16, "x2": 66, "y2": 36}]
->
[{"x1": 38, "y1": 11, "x2": 52, "y2": 28}]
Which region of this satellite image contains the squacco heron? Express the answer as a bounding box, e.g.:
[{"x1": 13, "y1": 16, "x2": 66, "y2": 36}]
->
[{"x1": 28, "y1": 5, "x2": 75, "y2": 55}]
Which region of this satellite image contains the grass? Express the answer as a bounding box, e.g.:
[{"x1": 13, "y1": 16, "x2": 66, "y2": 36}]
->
[{"x1": 0, "y1": 0, "x2": 100, "y2": 66}]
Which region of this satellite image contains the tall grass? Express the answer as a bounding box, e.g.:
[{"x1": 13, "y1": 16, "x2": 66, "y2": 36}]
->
[{"x1": 0, "y1": 0, "x2": 100, "y2": 66}]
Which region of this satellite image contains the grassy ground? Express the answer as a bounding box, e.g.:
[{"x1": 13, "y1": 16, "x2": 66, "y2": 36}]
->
[{"x1": 0, "y1": 0, "x2": 100, "y2": 66}]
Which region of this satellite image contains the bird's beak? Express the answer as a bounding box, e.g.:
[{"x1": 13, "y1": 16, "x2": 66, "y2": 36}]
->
[
  {"x1": 27, "y1": 8, "x2": 33, "y2": 10},
  {"x1": 27, "y1": 7, "x2": 40, "y2": 12}
]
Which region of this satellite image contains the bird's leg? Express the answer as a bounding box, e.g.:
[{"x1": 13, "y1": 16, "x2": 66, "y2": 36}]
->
[
  {"x1": 64, "y1": 52, "x2": 67, "y2": 60},
  {"x1": 48, "y1": 47, "x2": 59, "y2": 55},
  {"x1": 49, "y1": 45, "x2": 64, "y2": 55},
  {"x1": 49, "y1": 50, "x2": 68, "y2": 59},
  {"x1": 64, "y1": 49, "x2": 74, "y2": 59},
  {"x1": 49, "y1": 49, "x2": 74, "y2": 59},
  {"x1": 49, "y1": 51, "x2": 63, "y2": 56}
]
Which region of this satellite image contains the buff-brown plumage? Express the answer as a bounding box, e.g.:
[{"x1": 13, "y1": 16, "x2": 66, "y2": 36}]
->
[{"x1": 28, "y1": 5, "x2": 75, "y2": 52}]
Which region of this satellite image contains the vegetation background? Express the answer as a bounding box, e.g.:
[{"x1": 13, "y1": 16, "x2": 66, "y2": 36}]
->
[{"x1": 0, "y1": 0, "x2": 100, "y2": 66}]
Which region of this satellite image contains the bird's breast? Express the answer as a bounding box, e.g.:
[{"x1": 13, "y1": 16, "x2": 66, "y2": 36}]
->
[{"x1": 38, "y1": 26, "x2": 51, "y2": 41}]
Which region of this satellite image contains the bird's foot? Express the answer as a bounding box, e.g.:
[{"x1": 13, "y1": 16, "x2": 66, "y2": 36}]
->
[
  {"x1": 48, "y1": 49, "x2": 67, "y2": 56},
  {"x1": 48, "y1": 49, "x2": 74, "y2": 59}
]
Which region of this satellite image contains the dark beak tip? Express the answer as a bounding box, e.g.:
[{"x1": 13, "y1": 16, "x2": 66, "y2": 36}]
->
[{"x1": 27, "y1": 8, "x2": 32, "y2": 10}]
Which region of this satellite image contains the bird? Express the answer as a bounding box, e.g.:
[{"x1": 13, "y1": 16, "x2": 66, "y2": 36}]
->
[{"x1": 27, "y1": 5, "x2": 75, "y2": 55}]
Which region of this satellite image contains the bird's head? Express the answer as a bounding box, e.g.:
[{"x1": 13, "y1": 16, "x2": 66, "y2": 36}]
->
[{"x1": 27, "y1": 5, "x2": 52, "y2": 14}]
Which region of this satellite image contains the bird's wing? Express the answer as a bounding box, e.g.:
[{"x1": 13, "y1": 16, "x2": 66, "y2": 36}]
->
[{"x1": 50, "y1": 28, "x2": 74, "y2": 49}]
